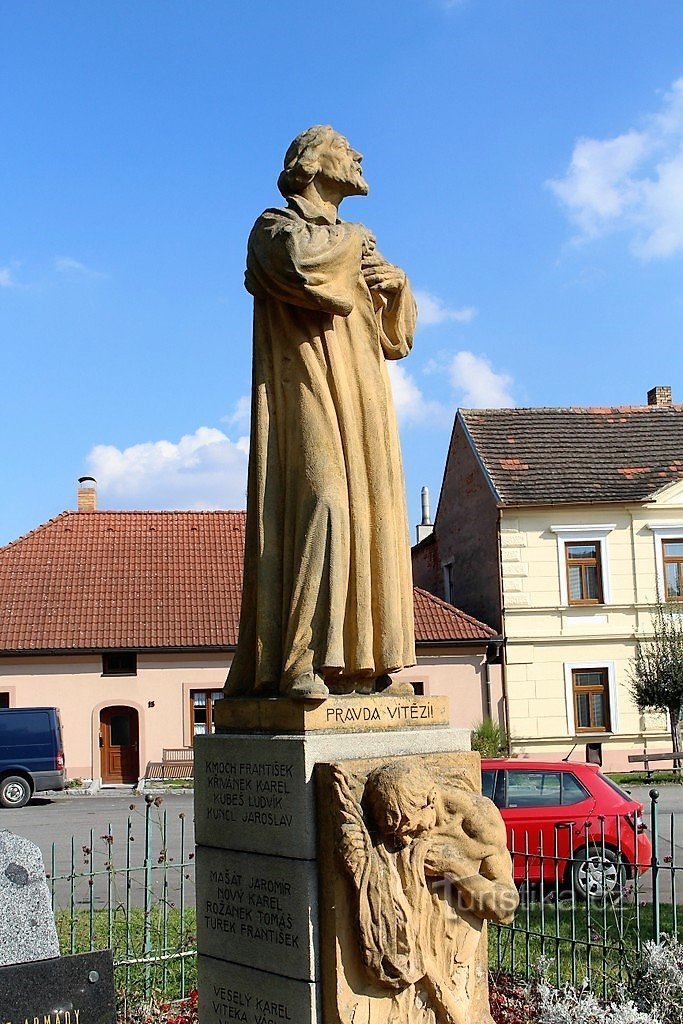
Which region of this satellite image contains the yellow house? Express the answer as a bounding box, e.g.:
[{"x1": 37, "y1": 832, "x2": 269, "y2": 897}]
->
[{"x1": 412, "y1": 386, "x2": 683, "y2": 771}]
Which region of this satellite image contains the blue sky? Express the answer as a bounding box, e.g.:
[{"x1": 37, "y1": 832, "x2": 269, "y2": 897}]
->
[{"x1": 2, "y1": 1, "x2": 683, "y2": 545}]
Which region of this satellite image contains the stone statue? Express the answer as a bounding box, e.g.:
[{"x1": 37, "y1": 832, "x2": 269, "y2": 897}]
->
[
  {"x1": 226, "y1": 126, "x2": 417, "y2": 701},
  {"x1": 330, "y1": 759, "x2": 519, "y2": 1024}
]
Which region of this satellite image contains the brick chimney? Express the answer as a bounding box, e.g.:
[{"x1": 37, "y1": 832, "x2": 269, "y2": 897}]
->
[
  {"x1": 647, "y1": 385, "x2": 673, "y2": 407},
  {"x1": 77, "y1": 476, "x2": 97, "y2": 511}
]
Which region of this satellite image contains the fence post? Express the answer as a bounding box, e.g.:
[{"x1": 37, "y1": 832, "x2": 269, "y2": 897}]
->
[
  {"x1": 650, "y1": 788, "x2": 660, "y2": 944},
  {"x1": 143, "y1": 795, "x2": 154, "y2": 1000}
]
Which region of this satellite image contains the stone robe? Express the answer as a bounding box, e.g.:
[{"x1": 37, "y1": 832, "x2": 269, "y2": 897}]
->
[{"x1": 226, "y1": 194, "x2": 416, "y2": 695}]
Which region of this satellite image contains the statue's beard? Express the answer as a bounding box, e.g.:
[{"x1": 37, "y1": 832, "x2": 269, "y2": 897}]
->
[
  {"x1": 350, "y1": 175, "x2": 370, "y2": 196},
  {"x1": 330, "y1": 168, "x2": 369, "y2": 197}
]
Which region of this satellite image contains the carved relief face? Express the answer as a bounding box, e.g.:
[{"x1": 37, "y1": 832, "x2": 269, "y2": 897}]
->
[
  {"x1": 386, "y1": 795, "x2": 437, "y2": 846},
  {"x1": 371, "y1": 777, "x2": 437, "y2": 847},
  {"x1": 317, "y1": 132, "x2": 369, "y2": 197}
]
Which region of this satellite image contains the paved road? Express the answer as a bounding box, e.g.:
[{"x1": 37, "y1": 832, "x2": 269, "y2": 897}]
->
[
  {"x1": 0, "y1": 790, "x2": 196, "y2": 910},
  {"x1": 623, "y1": 784, "x2": 683, "y2": 904}
]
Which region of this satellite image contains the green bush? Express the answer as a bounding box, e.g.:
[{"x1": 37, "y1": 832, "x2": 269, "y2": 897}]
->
[{"x1": 471, "y1": 719, "x2": 507, "y2": 757}]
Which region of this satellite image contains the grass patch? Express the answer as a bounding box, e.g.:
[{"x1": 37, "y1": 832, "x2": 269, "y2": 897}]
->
[
  {"x1": 144, "y1": 779, "x2": 194, "y2": 790},
  {"x1": 55, "y1": 906, "x2": 197, "y2": 1002},
  {"x1": 607, "y1": 771, "x2": 683, "y2": 786},
  {"x1": 490, "y1": 899, "x2": 678, "y2": 995},
  {"x1": 56, "y1": 899, "x2": 678, "y2": 1004}
]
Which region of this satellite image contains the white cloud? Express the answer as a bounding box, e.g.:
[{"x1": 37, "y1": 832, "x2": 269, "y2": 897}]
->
[
  {"x1": 0, "y1": 266, "x2": 18, "y2": 288},
  {"x1": 86, "y1": 426, "x2": 249, "y2": 510},
  {"x1": 55, "y1": 256, "x2": 107, "y2": 278},
  {"x1": 548, "y1": 78, "x2": 683, "y2": 258},
  {"x1": 221, "y1": 394, "x2": 251, "y2": 432},
  {"x1": 414, "y1": 288, "x2": 477, "y2": 326},
  {"x1": 449, "y1": 351, "x2": 515, "y2": 408},
  {"x1": 386, "y1": 362, "x2": 448, "y2": 425}
]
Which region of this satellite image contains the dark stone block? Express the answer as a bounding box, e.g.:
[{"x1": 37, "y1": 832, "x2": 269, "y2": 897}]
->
[{"x1": 0, "y1": 950, "x2": 115, "y2": 1023}]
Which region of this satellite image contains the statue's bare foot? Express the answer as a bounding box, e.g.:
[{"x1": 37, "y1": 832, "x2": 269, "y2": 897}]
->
[
  {"x1": 289, "y1": 672, "x2": 330, "y2": 700},
  {"x1": 375, "y1": 674, "x2": 415, "y2": 697}
]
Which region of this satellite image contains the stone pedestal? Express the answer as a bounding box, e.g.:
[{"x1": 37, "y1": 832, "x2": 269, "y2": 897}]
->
[{"x1": 194, "y1": 696, "x2": 471, "y2": 1024}]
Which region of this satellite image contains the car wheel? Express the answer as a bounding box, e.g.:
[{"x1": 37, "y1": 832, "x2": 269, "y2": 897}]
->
[
  {"x1": 572, "y1": 846, "x2": 624, "y2": 899},
  {"x1": 0, "y1": 775, "x2": 32, "y2": 808}
]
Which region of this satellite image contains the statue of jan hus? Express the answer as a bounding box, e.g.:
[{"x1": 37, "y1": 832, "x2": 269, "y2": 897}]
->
[{"x1": 226, "y1": 126, "x2": 417, "y2": 701}]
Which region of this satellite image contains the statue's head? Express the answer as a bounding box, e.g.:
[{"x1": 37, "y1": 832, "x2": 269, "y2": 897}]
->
[
  {"x1": 277, "y1": 125, "x2": 369, "y2": 200},
  {"x1": 364, "y1": 761, "x2": 437, "y2": 847}
]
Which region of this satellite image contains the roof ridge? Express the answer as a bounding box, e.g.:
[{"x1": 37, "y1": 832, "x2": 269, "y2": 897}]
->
[
  {"x1": 62, "y1": 508, "x2": 246, "y2": 515},
  {"x1": 461, "y1": 405, "x2": 683, "y2": 414},
  {"x1": 1, "y1": 508, "x2": 248, "y2": 550},
  {"x1": 0, "y1": 510, "x2": 73, "y2": 554},
  {"x1": 413, "y1": 586, "x2": 496, "y2": 634}
]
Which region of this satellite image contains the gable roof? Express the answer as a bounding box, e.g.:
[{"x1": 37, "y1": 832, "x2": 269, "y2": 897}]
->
[
  {"x1": 412, "y1": 587, "x2": 497, "y2": 642},
  {"x1": 0, "y1": 510, "x2": 496, "y2": 653},
  {"x1": 460, "y1": 405, "x2": 683, "y2": 506}
]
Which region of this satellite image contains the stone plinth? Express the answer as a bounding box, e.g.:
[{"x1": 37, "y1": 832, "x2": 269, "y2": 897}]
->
[
  {"x1": 195, "y1": 698, "x2": 472, "y2": 1024},
  {"x1": 214, "y1": 694, "x2": 450, "y2": 734}
]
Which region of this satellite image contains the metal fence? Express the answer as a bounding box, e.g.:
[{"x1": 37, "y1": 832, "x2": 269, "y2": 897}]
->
[
  {"x1": 489, "y1": 788, "x2": 679, "y2": 998},
  {"x1": 43, "y1": 788, "x2": 680, "y2": 1005},
  {"x1": 47, "y1": 796, "x2": 196, "y2": 1003}
]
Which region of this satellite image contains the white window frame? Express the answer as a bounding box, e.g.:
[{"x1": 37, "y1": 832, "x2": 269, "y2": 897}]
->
[
  {"x1": 563, "y1": 661, "x2": 618, "y2": 736},
  {"x1": 550, "y1": 525, "x2": 615, "y2": 606},
  {"x1": 646, "y1": 523, "x2": 683, "y2": 601}
]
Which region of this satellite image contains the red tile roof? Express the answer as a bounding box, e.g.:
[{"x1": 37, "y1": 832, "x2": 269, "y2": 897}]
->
[
  {"x1": 412, "y1": 587, "x2": 497, "y2": 642},
  {"x1": 0, "y1": 511, "x2": 496, "y2": 653},
  {"x1": 460, "y1": 405, "x2": 683, "y2": 505}
]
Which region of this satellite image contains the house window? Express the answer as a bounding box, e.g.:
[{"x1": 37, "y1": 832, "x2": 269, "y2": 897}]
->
[
  {"x1": 565, "y1": 542, "x2": 604, "y2": 604},
  {"x1": 102, "y1": 652, "x2": 137, "y2": 676},
  {"x1": 0, "y1": 693, "x2": 9, "y2": 709},
  {"x1": 190, "y1": 689, "x2": 224, "y2": 736},
  {"x1": 572, "y1": 668, "x2": 611, "y2": 732},
  {"x1": 552, "y1": 525, "x2": 614, "y2": 606},
  {"x1": 663, "y1": 539, "x2": 683, "y2": 600}
]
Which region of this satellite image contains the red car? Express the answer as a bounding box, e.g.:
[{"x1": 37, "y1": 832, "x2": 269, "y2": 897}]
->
[{"x1": 481, "y1": 759, "x2": 651, "y2": 898}]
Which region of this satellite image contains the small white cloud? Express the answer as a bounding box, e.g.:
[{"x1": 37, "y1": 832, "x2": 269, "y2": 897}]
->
[
  {"x1": 86, "y1": 426, "x2": 249, "y2": 510},
  {"x1": 55, "y1": 256, "x2": 107, "y2": 279},
  {"x1": 449, "y1": 351, "x2": 515, "y2": 408},
  {"x1": 221, "y1": 394, "x2": 251, "y2": 433},
  {"x1": 0, "y1": 262, "x2": 27, "y2": 289},
  {"x1": 548, "y1": 77, "x2": 683, "y2": 259},
  {"x1": 386, "y1": 362, "x2": 448, "y2": 425},
  {"x1": 414, "y1": 289, "x2": 477, "y2": 326}
]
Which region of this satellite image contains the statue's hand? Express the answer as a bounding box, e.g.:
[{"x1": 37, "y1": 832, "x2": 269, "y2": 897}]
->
[{"x1": 362, "y1": 253, "x2": 406, "y2": 294}]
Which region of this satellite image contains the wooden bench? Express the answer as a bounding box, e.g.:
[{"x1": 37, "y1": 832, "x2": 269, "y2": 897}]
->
[
  {"x1": 628, "y1": 750, "x2": 683, "y2": 780},
  {"x1": 144, "y1": 747, "x2": 194, "y2": 782}
]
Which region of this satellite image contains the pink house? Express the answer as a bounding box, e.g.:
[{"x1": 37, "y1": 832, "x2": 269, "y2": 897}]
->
[{"x1": 0, "y1": 490, "x2": 502, "y2": 787}]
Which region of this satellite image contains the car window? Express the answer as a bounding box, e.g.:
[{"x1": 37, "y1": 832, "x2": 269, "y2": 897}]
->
[
  {"x1": 598, "y1": 773, "x2": 632, "y2": 800},
  {"x1": 505, "y1": 770, "x2": 562, "y2": 808},
  {"x1": 482, "y1": 770, "x2": 496, "y2": 801},
  {"x1": 561, "y1": 773, "x2": 590, "y2": 805}
]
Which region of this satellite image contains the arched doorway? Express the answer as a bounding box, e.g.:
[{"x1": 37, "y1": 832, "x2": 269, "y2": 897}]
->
[{"x1": 99, "y1": 706, "x2": 139, "y2": 784}]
